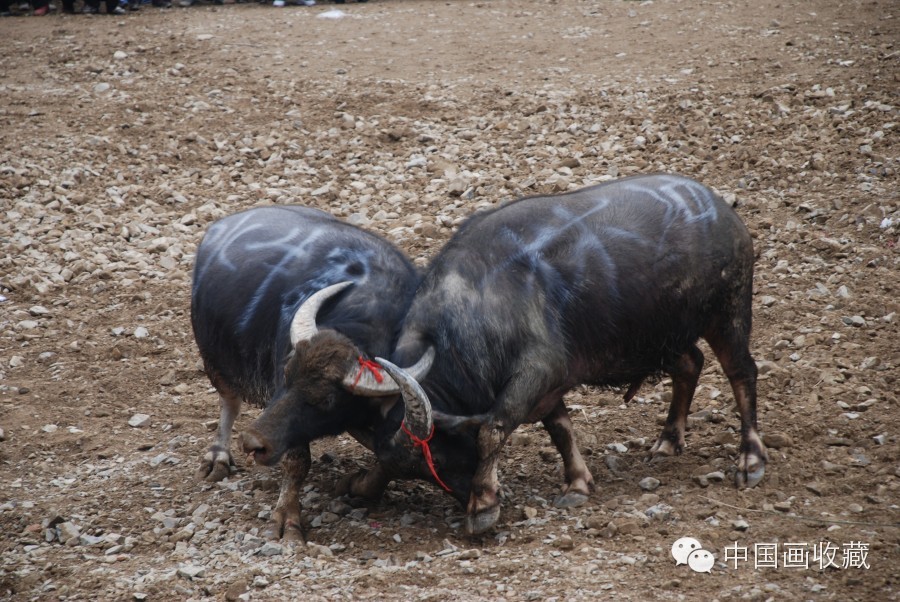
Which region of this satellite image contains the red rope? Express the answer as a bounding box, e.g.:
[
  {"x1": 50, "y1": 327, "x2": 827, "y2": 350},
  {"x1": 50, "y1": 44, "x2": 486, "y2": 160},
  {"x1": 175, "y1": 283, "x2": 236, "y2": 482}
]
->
[
  {"x1": 401, "y1": 421, "x2": 452, "y2": 492},
  {"x1": 352, "y1": 356, "x2": 384, "y2": 388}
]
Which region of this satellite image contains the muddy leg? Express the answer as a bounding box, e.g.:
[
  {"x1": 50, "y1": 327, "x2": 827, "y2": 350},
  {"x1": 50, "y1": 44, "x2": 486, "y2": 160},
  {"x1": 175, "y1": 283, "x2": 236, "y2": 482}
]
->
[
  {"x1": 543, "y1": 401, "x2": 594, "y2": 508},
  {"x1": 263, "y1": 445, "x2": 311, "y2": 542},
  {"x1": 706, "y1": 334, "x2": 767, "y2": 488},
  {"x1": 196, "y1": 390, "x2": 241, "y2": 482},
  {"x1": 465, "y1": 420, "x2": 510, "y2": 535},
  {"x1": 650, "y1": 345, "x2": 704, "y2": 459},
  {"x1": 335, "y1": 461, "x2": 391, "y2": 499}
]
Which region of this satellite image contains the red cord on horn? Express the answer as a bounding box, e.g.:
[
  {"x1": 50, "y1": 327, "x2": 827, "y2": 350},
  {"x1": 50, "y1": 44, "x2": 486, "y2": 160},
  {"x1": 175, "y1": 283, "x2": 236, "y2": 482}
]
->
[
  {"x1": 352, "y1": 356, "x2": 384, "y2": 388},
  {"x1": 400, "y1": 421, "x2": 452, "y2": 492}
]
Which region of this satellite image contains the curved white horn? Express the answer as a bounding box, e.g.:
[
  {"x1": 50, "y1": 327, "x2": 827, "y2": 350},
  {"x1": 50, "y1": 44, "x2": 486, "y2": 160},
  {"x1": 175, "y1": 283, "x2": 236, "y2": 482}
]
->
[
  {"x1": 343, "y1": 346, "x2": 435, "y2": 397},
  {"x1": 289, "y1": 281, "x2": 353, "y2": 347},
  {"x1": 374, "y1": 355, "x2": 434, "y2": 440}
]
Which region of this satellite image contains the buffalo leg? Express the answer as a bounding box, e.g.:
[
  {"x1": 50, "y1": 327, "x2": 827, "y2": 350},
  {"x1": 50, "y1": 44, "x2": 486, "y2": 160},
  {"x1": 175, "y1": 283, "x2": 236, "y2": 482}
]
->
[
  {"x1": 335, "y1": 462, "x2": 391, "y2": 500},
  {"x1": 196, "y1": 390, "x2": 241, "y2": 482},
  {"x1": 543, "y1": 401, "x2": 594, "y2": 508},
  {"x1": 705, "y1": 328, "x2": 767, "y2": 488},
  {"x1": 650, "y1": 344, "x2": 704, "y2": 458},
  {"x1": 465, "y1": 420, "x2": 510, "y2": 535},
  {"x1": 262, "y1": 445, "x2": 311, "y2": 542}
]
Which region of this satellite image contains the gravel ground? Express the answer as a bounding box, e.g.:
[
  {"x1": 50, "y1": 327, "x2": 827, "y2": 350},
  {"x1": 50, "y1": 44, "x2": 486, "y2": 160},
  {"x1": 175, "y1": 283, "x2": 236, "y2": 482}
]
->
[{"x1": 1, "y1": 0, "x2": 898, "y2": 600}]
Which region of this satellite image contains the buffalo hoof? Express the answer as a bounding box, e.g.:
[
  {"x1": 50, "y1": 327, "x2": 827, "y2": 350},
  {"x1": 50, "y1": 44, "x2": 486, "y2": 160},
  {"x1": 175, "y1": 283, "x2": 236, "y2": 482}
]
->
[
  {"x1": 465, "y1": 505, "x2": 500, "y2": 536},
  {"x1": 553, "y1": 491, "x2": 589, "y2": 509},
  {"x1": 262, "y1": 518, "x2": 304, "y2": 542},
  {"x1": 735, "y1": 452, "x2": 766, "y2": 489},
  {"x1": 195, "y1": 448, "x2": 235, "y2": 482},
  {"x1": 648, "y1": 435, "x2": 683, "y2": 461}
]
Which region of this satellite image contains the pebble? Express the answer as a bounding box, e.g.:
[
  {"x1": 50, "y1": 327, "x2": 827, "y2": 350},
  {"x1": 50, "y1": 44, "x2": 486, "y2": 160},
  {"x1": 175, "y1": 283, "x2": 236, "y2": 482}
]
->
[
  {"x1": 638, "y1": 477, "x2": 660, "y2": 491},
  {"x1": 762, "y1": 432, "x2": 793, "y2": 449},
  {"x1": 133, "y1": 326, "x2": 150, "y2": 338},
  {"x1": 177, "y1": 564, "x2": 205, "y2": 579},
  {"x1": 56, "y1": 522, "x2": 81, "y2": 542},
  {"x1": 28, "y1": 305, "x2": 50, "y2": 316},
  {"x1": 705, "y1": 471, "x2": 726, "y2": 482},
  {"x1": 114, "y1": 51, "x2": 128, "y2": 60},
  {"x1": 732, "y1": 518, "x2": 750, "y2": 531},
  {"x1": 93, "y1": 82, "x2": 111, "y2": 94},
  {"x1": 841, "y1": 315, "x2": 866, "y2": 327},
  {"x1": 128, "y1": 414, "x2": 151, "y2": 428},
  {"x1": 258, "y1": 542, "x2": 284, "y2": 557},
  {"x1": 9, "y1": 356, "x2": 25, "y2": 368},
  {"x1": 0, "y1": 427, "x2": 5, "y2": 442}
]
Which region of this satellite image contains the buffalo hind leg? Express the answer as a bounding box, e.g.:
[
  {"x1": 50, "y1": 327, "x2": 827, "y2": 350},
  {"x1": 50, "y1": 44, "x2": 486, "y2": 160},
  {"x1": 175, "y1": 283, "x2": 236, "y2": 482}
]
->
[
  {"x1": 196, "y1": 390, "x2": 241, "y2": 482},
  {"x1": 650, "y1": 345, "x2": 704, "y2": 459},
  {"x1": 263, "y1": 445, "x2": 311, "y2": 542},
  {"x1": 543, "y1": 401, "x2": 594, "y2": 508},
  {"x1": 705, "y1": 329, "x2": 767, "y2": 488}
]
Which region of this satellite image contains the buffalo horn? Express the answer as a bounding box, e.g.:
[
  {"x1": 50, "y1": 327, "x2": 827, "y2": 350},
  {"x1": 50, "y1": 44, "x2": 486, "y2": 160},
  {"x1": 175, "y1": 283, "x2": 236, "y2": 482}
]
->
[
  {"x1": 373, "y1": 354, "x2": 434, "y2": 440},
  {"x1": 288, "y1": 281, "x2": 354, "y2": 347},
  {"x1": 343, "y1": 346, "x2": 435, "y2": 397}
]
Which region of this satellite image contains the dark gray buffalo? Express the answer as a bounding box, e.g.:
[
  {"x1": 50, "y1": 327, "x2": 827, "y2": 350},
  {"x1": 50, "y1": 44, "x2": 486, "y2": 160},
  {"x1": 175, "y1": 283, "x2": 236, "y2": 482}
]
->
[
  {"x1": 369, "y1": 173, "x2": 768, "y2": 534},
  {"x1": 191, "y1": 205, "x2": 425, "y2": 539}
]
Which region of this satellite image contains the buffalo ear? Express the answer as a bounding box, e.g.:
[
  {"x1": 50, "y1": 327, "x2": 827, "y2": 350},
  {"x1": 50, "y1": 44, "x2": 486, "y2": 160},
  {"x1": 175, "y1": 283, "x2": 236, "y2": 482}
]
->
[{"x1": 432, "y1": 412, "x2": 490, "y2": 435}]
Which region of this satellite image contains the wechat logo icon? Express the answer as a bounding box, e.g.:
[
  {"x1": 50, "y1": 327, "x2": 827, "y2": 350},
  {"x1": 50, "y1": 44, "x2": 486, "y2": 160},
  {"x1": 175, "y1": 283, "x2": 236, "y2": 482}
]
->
[{"x1": 672, "y1": 537, "x2": 715, "y2": 573}]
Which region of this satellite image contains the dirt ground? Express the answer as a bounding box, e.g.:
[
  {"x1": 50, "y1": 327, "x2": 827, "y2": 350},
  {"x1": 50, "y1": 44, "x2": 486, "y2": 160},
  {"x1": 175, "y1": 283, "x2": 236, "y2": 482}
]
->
[{"x1": 1, "y1": 0, "x2": 898, "y2": 599}]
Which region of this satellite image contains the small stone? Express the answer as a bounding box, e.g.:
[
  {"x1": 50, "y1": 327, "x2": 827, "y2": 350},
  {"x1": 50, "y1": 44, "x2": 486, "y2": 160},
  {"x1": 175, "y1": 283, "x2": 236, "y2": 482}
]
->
[
  {"x1": 128, "y1": 414, "x2": 151, "y2": 428},
  {"x1": 732, "y1": 518, "x2": 750, "y2": 531},
  {"x1": 458, "y1": 549, "x2": 481, "y2": 560},
  {"x1": 523, "y1": 506, "x2": 538, "y2": 520},
  {"x1": 705, "y1": 471, "x2": 726, "y2": 482},
  {"x1": 841, "y1": 315, "x2": 866, "y2": 327},
  {"x1": 773, "y1": 501, "x2": 792, "y2": 512},
  {"x1": 224, "y1": 581, "x2": 249, "y2": 602},
  {"x1": 638, "y1": 477, "x2": 660, "y2": 491},
  {"x1": 196, "y1": 34, "x2": 214, "y2": 41},
  {"x1": 177, "y1": 565, "x2": 205, "y2": 579},
  {"x1": 0, "y1": 427, "x2": 5, "y2": 442},
  {"x1": 9, "y1": 356, "x2": 25, "y2": 368},
  {"x1": 805, "y1": 482, "x2": 826, "y2": 496},
  {"x1": 759, "y1": 296, "x2": 777, "y2": 307},
  {"x1": 113, "y1": 51, "x2": 128, "y2": 60},
  {"x1": 94, "y1": 82, "x2": 111, "y2": 94},
  {"x1": 133, "y1": 326, "x2": 150, "y2": 338},
  {"x1": 848, "y1": 503, "x2": 863, "y2": 514},
  {"x1": 258, "y1": 542, "x2": 284, "y2": 557},
  {"x1": 56, "y1": 522, "x2": 81, "y2": 542},
  {"x1": 42, "y1": 424, "x2": 59, "y2": 434},
  {"x1": 763, "y1": 432, "x2": 793, "y2": 449},
  {"x1": 821, "y1": 460, "x2": 844, "y2": 474},
  {"x1": 645, "y1": 503, "x2": 674, "y2": 521},
  {"x1": 554, "y1": 535, "x2": 574, "y2": 550},
  {"x1": 28, "y1": 305, "x2": 50, "y2": 316},
  {"x1": 306, "y1": 542, "x2": 333, "y2": 558}
]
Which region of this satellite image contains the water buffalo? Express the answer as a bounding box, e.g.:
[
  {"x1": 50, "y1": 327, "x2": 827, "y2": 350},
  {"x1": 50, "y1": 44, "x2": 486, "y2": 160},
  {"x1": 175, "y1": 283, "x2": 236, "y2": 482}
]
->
[
  {"x1": 371, "y1": 173, "x2": 767, "y2": 534},
  {"x1": 191, "y1": 205, "x2": 424, "y2": 539}
]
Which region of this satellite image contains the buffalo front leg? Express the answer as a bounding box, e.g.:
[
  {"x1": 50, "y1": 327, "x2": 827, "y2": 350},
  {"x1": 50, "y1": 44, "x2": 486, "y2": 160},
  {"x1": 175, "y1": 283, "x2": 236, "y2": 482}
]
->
[
  {"x1": 465, "y1": 420, "x2": 510, "y2": 535},
  {"x1": 543, "y1": 401, "x2": 594, "y2": 508},
  {"x1": 650, "y1": 345, "x2": 704, "y2": 459},
  {"x1": 262, "y1": 445, "x2": 312, "y2": 542},
  {"x1": 196, "y1": 390, "x2": 241, "y2": 482},
  {"x1": 335, "y1": 461, "x2": 391, "y2": 500}
]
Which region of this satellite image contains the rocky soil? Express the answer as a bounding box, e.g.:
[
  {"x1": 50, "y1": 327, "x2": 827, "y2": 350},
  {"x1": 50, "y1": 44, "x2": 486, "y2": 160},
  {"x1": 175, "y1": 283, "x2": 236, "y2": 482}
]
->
[{"x1": 1, "y1": 0, "x2": 898, "y2": 600}]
